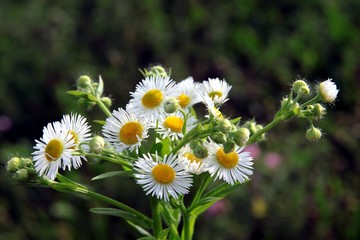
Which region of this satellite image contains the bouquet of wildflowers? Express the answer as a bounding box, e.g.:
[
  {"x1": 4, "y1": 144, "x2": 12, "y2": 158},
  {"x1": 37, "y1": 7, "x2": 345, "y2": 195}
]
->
[{"x1": 6, "y1": 66, "x2": 339, "y2": 239}]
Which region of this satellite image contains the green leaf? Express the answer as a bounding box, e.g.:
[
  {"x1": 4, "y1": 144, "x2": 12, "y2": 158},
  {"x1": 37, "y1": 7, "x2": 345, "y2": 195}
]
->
[
  {"x1": 190, "y1": 196, "x2": 221, "y2": 215},
  {"x1": 90, "y1": 208, "x2": 151, "y2": 230},
  {"x1": 127, "y1": 221, "x2": 152, "y2": 237},
  {"x1": 150, "y1": 142, "x2": 163, "y2": 154},
  {"x1": 91, "y1": 171, "x2": 133, "y2": 181},
  {"x1": 159, "y1": 228, "x2": 170, "y2": 240},
  {"x1": 137, "y1": 237, "x2": 156, "y2": 240},
  {"x1": 66, "y1": 90, "x2": 89, "y2": 97},
  {"x1": 161, "y1": 138, "x2": 171, "y2": 155},
  {"x1": 96, "y1": 76, "x2": 104, "y2": 97},
  {"x1": 56, "y1": 174, "x2": 86, "y2": 189}
]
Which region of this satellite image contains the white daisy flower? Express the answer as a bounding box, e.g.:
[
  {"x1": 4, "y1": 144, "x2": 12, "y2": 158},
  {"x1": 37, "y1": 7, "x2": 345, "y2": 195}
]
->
[
  {"x1": 134, "y1": 153, "x2": 193, "y2": 202},
  {"x1": 205, "y1": 141, "x2": 253, "y2": 185},
  {"x1": 318, "y1": 78, "x2": 339, "y2": 103},
  {"x1": 102, "y1": 107, "x2": 150, "y2": 153},
  {"x1": 156, "y1": 112, "x2": 197, "y2": 141},
  {"x1": 60, "y1": 113, "x2": 91, "y2": 169},
  {"x1": 178, "y1": 144, "x2": 208, "y2": 175},
  {"x1": 32, "y1": 122, "x2": 75, "y2": 180},
  {"x1": 201, "y1": 78, "x2": 232, "y2": 106},
  {"x1": 175, "y1": 77, "x2": 202, "y2": 109},
  {"x1": 129, "y1": 76, "x2": 177, "y2": 123}
]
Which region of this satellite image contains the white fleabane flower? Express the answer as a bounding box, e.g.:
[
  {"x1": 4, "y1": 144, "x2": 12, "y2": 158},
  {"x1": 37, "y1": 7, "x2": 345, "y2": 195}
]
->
[
  {"x1": 102, "y1": 107, "x2": 150, "y2": 153},
  {"x1": 129, "y1": 76, "x2": 177, "y2": 124},
  {"x1": 201, "y1": 78, "x2": 232, "y2": 106},
  {"x1": 175, "y1": 77, "x2": 202, "y2": 109},
  {"x1": 201, "y1": 94, "x2": 224, "y2": 120},
  {"x1": 178, "y1": 144, "x2": 208, "y2": 175},
  {"x1": 205, "y1": 141, "x2": 253, "y2": 185},
  {"x1": 61, "y1": 113, "x2": 91, "y2": 169},
  {"x1": 32, "y1": 122, "x2": 75, "y2": 180},
  {"x1": 156, "y1": 112, "x2": 197, "y2": 141},
  {"x1": 134, "y1": 153, "x2": 193, "y2": 202},
  {"x1": 318, "y1": 78, "x2": 339, "y2": 103}
]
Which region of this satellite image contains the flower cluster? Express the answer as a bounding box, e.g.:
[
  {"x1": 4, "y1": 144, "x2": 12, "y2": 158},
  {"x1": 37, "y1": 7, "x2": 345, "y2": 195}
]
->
[{"x1": 6, "y1": 65, "x2": 339, "y2": 240}]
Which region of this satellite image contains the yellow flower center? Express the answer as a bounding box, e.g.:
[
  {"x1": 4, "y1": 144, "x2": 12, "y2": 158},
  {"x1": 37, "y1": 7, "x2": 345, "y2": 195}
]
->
[
  {"x1": 184, "y1": 153, "x2": 202, "y2": 163},
  {"x1": 208, "y1": 91, "x2": 223, "y2": 100},
  {"x1": 177, "y1": 94, "x2": 191, "y2": 108},
  {"x1": 142, "y1": 89, "x2": 163, "y2": 109},
  {"x1": 45, "y1": 139, "x2": 64, "y2": 162},
  {"x1": 119, "y1": 121, "x2": 143, "y2": 145},
  {"x1": 164, "y1": 116, "x2": 184, "y2": 133},
  {"x1": 216, "y1": 148, "x2": 238, "y2": 169},
  {"x1": 69, "y1": 131, "x2": 78, "y2": 149},
  {"x1": 152, "y1": 164, "x2": 175, "y2": 184}
]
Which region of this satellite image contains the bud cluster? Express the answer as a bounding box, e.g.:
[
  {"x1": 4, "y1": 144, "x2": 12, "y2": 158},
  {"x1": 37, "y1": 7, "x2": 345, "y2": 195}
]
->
[{"x1": 6, "y1": 157, "x2": 37, "y2": 182}]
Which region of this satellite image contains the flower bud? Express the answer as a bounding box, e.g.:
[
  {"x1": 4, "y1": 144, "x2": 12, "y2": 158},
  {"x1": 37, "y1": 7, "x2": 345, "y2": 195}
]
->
[
  {"x1": 14, "y1": 169, "x2": 29, "y2": 181},
  {"x1": 193, "y1": 145, "x2": 209, "y2": 159},
  {"x1": 6, "y1": 157, "x2": 21, "y2": 173},
  {"x1": 312, "y1": 103, "x2": 326, "y2": 119},
  {"x1": 77, "y1": 75, "x2": 92, "y2": 89},
  {"x1": 144, "y1": 65, "x2": 169, "y2": 78},
  {"x1": 21, "y1": 158, "x2": 33, "y2": 168},
  {"x1": 164, "y1": 97, "x2": 179, "y2": 114},
  {"x1": 101, "y1": 97, "x2": 112, "y2": 108},
  {"x1": 219, "y1": 119, "x2": 235, "y2": 134},
  {"x1": 293, "y1": 80, "x2": 310, "y2": 95},
  {"x1": 190, "y1": 140, "x2": 203, "y2": 151},
  {"x1": 318, "y1": 78, "x2": 339, "y2": 103},
  {"x1": 232, "y1": 127, "x2": 250, "y2": 147},
  {"x1": 306, "y1": 126, "x2": 322, "y2": 142},
  {"x1": 90, "y1": 136, "x2": 105, "y2": 154},
  {"x1": 223, "y1": 141, "x2": 235, "y2": 154},
  {"x1": 210, "y1": 132, "x2": 227, "y2": 144}
]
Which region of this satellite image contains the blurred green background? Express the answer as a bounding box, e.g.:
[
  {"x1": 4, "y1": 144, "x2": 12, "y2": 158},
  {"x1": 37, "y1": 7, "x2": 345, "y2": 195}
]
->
[{"x1": 1, "y1": 0, "x2": 359, "y2": 239}]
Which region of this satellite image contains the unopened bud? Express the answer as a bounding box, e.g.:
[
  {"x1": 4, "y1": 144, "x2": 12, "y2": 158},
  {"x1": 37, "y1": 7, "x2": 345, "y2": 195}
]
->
[
  {"x1": 190, "y1": 140, "x2": 202, "y2": 151},
  {"x1": 306, "y1": 126, "x2": 322, "y2": 142},
  {"x1": 223, "y1": 141, "x2": 235, "y2": 154},
  {"x1": 101, "y1": 97, "x2": 112, "y2": 108},
  {"x1": 219, "y1": 119, "x2": 235, "y2": 133},
  {"x1": 293, "y1": 80, "x2": 310, "y2": 95},
  {"x1": 77, "y1": 75, "x2": 92, "y2": 89},
  {"x1": 210, "y1": 132, "x2": 227, "y2": 144},
  {"x1": 232, "y1": 127, "x2": 250, "y2": 147},
  {"x1": 6, "y1": 157, "x2": 21, "y2": 173},
  {"x1": 164, "y1": 97, "x2": 179, "y2": 113},
  {"x1": 313, "y1": 103, "x2": 326, "y2": 119},
  {"x1": 15, "y1": 169, "x2": 29, "y2": 181},
  {"x1": 193, "y1": 145, "x2": 209, "y2": 159},
  {"x1": 90, "y1": 136, "x2": 105, "y2": 154}
]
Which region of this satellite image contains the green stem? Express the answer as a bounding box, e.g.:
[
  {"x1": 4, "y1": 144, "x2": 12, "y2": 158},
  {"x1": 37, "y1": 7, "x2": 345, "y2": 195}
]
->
[
  {"x1": 150, "y1": 197, "x2": 163, "y2": 238},
  {"x1": 181, "y1": 212, "x2": 197, "y2": 240},
  {"x1": 96, "y1": 97, "x2": 112, "y2": 117},
  {"x1": 247, "y1": 113, "x2": 293, "y2": 145},
  {"x1": 188, "y1": 174, "x2": 212, "y2": 211},
  {"x1": 85, "y1": 153, "x2": 133, "y2": 168},
  {"x1": 300, "y1": 95, "x2": 321, "y2": 108}
]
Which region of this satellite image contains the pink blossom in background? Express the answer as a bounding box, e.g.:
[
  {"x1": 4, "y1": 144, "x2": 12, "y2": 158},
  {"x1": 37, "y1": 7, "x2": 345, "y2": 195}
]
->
[
  {"x1": 264, "y1": 152, "x2": 282, "y2": 169},
  {"x1": 205, "y1": 199, "x2": 228, "y2": 217},
  {"x1": 244, "y1": 144, "x2": 261, "y2": 159},
  {"x1": 0, "y1": 115, "x2": 12, "y2": 132}
]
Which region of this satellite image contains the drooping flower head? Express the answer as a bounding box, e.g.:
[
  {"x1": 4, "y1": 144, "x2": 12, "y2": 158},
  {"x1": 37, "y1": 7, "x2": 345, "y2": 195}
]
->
[
  {"x1": 134, "y1": 153, "x2": 193, "y2": 202},
  {"x1": 102, "y1": 107, "x2": 150, "y2": 153},
  {"x1": 318, "y1": 78, "x2": 339, "y2": 103},
  {"x1": 129, "y1": 76, "x2": 177, "y2": 124},
  {"x1": 175, "y1": 77, "x2": 202, "y2": 109},
  {"x1": 32, "y1": 122, "x2": 75, "y2": 180},
  {"x1": 156, "y1": 112, "x2": 197, "y2": 141},
  {"x1": 205, "y1": 141, "x2": 253, "y2": 185},
  {"x1": 60, "y1": 113, "x2": 91, "y2": 169},
  {"x1": 201, "y1": 78, "x2": 232, "y2": 106}
]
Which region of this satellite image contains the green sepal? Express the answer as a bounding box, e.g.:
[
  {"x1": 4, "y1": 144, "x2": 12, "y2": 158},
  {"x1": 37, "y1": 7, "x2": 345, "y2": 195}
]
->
[
  {"x1": 96, "y1": 76, "x2": 104, "y2": 97},
  {"x1": 90, "y1": 207, "x2": 152, "y2": 230},
  {"x1": 91, "y1": 171, "x2": 133, "y2": 181}
]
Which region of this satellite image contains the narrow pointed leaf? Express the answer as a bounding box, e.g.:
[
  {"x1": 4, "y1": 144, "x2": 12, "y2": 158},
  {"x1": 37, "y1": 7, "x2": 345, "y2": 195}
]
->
[
  {"x1": 96, "y1": 76, "x2": 104, "y2": 97},
  {"x1": 91, "y1": 171, "x2": 133, "y2": 181}
]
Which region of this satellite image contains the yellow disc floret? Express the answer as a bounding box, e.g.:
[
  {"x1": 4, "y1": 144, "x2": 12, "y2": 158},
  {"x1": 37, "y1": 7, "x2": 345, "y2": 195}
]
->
[
  {"x1": 142, "y1": 89, "x2": 163, "y2": 109},
  {"x1": 208, "y1": 91, "x2": 223, "y2": 100},
  {"x1": 119, "y1": 122, "x2": 143, "y2": 145},
  {"x1": 152, "y1": 164, "x2": 175, "y2": 184},
  {"x1": 177, "y1": 94, "x2": 191, "y2": 108},
  {"x1": 45, "y1": 139, "x2": 64, "y2": 161},
  {"x1": 164, "y1": 116, "x2": 184, "y2": 133},
  {"x1": 216, "y1": 148, "x2": 238, "y2": 169}
]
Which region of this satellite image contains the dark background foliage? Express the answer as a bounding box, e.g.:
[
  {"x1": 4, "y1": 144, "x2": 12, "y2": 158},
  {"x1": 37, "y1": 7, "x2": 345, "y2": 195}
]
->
[{"x1": 1, "y1": 0, "x2": 359, "y2": 239}]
